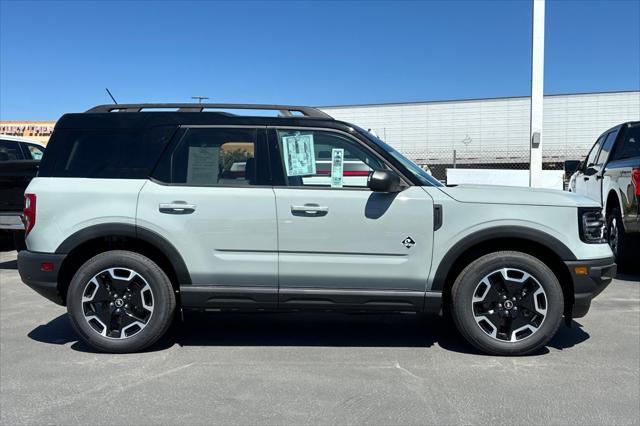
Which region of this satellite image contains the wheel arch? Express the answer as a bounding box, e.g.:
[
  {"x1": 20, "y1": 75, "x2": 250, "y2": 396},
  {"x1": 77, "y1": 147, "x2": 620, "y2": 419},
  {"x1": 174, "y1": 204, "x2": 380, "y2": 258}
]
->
[
  {"x1": 432, "y1": 226, "x2": 575, "y2": 317},
  {"x1": 604, "y1": 189, "x2": 624, "y2": 226},
  {"x1": 55, "y1": 223, "x2": 190, "y2": 304}
]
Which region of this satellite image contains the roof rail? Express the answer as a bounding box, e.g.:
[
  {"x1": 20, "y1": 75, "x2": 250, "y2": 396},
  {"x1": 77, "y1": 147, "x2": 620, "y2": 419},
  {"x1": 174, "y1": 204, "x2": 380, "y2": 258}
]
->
[{"x1": 85, "y1": 103, "x2": 333, "y2": 119}]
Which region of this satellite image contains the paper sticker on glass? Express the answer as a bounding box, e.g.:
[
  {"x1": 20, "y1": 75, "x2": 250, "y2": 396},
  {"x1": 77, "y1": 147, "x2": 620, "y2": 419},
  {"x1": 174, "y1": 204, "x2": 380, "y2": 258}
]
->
[
  {"x1": 331, "y1": 148, "x2": 344, "y2": 188},
  {"x1": 282, "y1": 133, "x2": 316, "y2": 176}
]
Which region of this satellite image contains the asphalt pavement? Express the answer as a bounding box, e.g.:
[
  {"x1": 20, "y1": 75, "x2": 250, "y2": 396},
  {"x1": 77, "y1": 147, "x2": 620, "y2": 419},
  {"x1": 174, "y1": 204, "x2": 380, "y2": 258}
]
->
[{"x1": 1, "y1": 245, "x2": 638, "y2": 425}]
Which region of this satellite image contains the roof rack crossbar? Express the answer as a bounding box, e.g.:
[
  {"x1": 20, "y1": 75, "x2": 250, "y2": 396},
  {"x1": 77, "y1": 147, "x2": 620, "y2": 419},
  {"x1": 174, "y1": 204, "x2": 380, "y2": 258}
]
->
[{"x1": 86, "y1": 103, "x2": 333, "y2": 119}]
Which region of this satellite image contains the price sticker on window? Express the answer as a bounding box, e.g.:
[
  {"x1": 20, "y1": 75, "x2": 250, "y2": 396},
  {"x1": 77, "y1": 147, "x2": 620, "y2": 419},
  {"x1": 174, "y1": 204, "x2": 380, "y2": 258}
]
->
[{"x1": 331, "y1": 148, "x2": 344, "y2": 188}]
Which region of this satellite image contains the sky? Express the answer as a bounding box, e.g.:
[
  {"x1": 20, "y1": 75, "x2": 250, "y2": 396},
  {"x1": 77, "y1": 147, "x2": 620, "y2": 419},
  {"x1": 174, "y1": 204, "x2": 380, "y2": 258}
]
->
[{"x1": 0, "y1": 0, "x2": 639, "y2": 120}]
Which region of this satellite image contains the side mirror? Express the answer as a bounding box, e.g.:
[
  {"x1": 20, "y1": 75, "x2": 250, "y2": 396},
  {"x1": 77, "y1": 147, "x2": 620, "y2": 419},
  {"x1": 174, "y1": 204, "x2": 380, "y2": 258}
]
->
[
  {"x1": 584, "y1": 166, "x2": 599, "y2": 176},
  {"x1": 564, "y1": 160, "x2": 581, "y2": 174},
  {"x1": 368, "y1": 170, "x2": 402, "y2": 193}
]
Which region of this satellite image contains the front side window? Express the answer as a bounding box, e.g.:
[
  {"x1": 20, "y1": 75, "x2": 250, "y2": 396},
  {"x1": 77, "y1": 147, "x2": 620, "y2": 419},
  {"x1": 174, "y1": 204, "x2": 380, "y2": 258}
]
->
[
  {"x1": 25, "y1": 143, "x2": 44, "y2": 160},
  {"x1": 275, "y1": 129, "x2": 384, "y2": 188},
  {"x1": 0, "y1": 140, "x2": 23, "y2": 161},
  {"x1": 595, "y1": 131, "x2": 617, "y2": 166},
  {"x1": 155, "y1": 128, "x2": 266, "y2": 186},
  {"x1": 584, "y1": 136, "x2": 603, "y2": 168}
]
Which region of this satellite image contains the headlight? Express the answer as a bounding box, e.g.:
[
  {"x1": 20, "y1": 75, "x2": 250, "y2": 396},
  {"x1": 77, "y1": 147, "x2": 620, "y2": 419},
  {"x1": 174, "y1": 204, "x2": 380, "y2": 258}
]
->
[{"x1": 578, "y1": 208, "x2": 606, "y2": 244}]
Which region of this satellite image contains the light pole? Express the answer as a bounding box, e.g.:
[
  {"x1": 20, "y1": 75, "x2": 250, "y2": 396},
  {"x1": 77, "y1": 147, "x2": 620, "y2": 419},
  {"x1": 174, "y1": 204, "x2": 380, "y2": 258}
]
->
[{"x1": 529, "y1": 0, "x2": 545, "y2": 187}]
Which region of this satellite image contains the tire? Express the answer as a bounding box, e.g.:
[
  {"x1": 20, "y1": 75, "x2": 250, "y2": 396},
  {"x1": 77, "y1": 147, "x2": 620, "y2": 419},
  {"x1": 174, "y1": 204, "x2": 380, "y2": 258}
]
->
[
  {"x1": 450, "y1": 251, "x2": 563, "y2": 356},
  {"x1": 607, "y1": 207, "x2": 632, "y2": 268},
  {"x1": 12, "y1": 231, "x2": 26, "y2": 252},
  {"x1": 66, "y1": 250, "x2": 176, "y2": 353}
]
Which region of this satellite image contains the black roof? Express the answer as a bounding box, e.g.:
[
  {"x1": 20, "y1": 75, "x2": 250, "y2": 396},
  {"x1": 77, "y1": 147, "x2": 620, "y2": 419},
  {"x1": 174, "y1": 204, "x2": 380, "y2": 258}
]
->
[{"x1": 55, "y1": 103, "x2": 352, "y2": 131}]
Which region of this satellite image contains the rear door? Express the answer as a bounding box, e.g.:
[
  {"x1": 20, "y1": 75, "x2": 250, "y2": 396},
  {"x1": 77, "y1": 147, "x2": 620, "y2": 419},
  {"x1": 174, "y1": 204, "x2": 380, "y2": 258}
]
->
[
  {"x1": 269, "y1": 127, "x2": 434, "y2": 310},
  {"x1": 137, "y1": 126, "x2": 278, "y2": 309}
]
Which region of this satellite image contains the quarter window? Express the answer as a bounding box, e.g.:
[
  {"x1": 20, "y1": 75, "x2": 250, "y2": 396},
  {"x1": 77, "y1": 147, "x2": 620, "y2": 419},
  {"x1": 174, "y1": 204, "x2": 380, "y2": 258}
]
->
[{"x1": 275, "y1": 129, "x2": 384, "y2": 188}]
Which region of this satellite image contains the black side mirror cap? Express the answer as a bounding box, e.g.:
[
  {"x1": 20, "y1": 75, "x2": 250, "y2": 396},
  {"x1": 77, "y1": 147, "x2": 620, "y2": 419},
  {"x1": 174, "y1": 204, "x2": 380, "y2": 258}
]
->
[
  {"x1": 368, "y1": 170, "x2": 402, "y2": 193},
  {"x1": 584, "y1": 166, "x2": 599, "y2": 176},
  {"x1": 564, "y1": 160, "x2": 581, "y2": 174}
]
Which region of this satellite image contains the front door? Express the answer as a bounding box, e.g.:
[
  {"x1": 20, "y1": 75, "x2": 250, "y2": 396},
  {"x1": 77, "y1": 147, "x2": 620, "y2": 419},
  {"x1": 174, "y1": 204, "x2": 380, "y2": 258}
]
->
[
  {"x1": 575, "y1": 136, "x2": 603, "y2": 199},
  {"x1": 269, "y1": 127, "x2": 434, "y2": 310},
  {"x1": 136, "y1": 126, "x2": 278, "y2": 309}
]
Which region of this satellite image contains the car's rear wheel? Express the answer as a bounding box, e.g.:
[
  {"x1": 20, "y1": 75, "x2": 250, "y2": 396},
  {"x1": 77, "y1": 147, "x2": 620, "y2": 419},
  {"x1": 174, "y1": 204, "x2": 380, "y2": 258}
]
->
[
  {"x1": 67, "y1": 250, "x2": 176, "y2": 353},
  {"x1": 451, "y1": 251, "x2": 563, "y2": 356}
]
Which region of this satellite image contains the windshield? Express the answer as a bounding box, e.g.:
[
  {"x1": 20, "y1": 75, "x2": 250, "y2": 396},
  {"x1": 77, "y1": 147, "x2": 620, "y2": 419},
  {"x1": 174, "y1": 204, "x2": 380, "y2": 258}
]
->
[{"x1": 355, "y1": 126, "x2": 443, "y2": 187}]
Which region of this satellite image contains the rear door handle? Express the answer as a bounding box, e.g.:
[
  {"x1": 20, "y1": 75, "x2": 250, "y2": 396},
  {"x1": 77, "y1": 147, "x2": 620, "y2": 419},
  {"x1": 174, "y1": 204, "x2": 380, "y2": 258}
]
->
[
  {"x1": 159, "y1": 202, "x2": 196, "y2": 214},
  {"x1": 291, "y1": 204, "x2": 329, "y2": 217}
]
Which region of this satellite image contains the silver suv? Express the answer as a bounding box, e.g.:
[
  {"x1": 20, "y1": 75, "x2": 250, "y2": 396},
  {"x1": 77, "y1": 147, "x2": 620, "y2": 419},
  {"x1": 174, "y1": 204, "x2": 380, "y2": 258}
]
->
[{"x1": 18, "y1": 103, "x2": 615, "y2": 355}]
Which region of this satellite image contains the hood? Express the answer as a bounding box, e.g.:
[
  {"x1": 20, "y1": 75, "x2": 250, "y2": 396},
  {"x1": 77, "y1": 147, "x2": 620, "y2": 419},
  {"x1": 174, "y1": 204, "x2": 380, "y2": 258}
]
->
[{"x1": 438, "y1": 184, "x2": 600, "y2": 208}]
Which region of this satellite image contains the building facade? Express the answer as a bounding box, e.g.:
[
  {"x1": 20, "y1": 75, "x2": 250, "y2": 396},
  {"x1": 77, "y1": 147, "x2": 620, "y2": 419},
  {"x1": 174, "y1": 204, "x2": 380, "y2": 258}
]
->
[
  {"x1": 320, "y1": 91, "x2": 640, "y2": 171},
  {"x1": 0, "y1": 121, "x2": 56, "y2": 145}
]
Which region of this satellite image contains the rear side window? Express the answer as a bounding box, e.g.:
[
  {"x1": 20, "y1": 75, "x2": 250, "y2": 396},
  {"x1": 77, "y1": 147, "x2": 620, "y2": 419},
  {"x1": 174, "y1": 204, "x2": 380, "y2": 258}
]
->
[
  {"x1": 0, "y1": 140, "x2": 24, "y2": 161},
  {"x1": 614, "y1": 125, "x2": 640, "y2": 160},
  {"x1": 40, "y1": 127, "x2": 175, "y2": 178},
  {"x1": 152, "y1": 127, "x2": 269, "y2": 186}
]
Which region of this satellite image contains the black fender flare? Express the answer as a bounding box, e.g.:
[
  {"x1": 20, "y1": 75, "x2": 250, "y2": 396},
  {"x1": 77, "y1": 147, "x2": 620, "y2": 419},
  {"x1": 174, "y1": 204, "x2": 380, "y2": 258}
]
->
[
  {"x1": 430, "y1": 226, "x2": 576, "y2": 291},
  {"x1": 55, "y1": 223, "x2": 191, "y2": 284}
]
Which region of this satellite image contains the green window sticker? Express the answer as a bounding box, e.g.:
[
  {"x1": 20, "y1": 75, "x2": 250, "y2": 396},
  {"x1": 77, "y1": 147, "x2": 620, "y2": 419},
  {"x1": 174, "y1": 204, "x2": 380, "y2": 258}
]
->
[
  {"x1": 282, "y1": 133, "x2": 316, "y2": 177},
  {"x1": 331, "y1": 148, "x2": 344, "y2": 188}
]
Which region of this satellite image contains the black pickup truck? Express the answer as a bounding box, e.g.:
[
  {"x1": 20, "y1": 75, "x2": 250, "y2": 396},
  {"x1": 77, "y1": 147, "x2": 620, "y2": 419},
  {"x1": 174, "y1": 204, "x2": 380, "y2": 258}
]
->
[
  {"x1": 567, "y1": 121, "x2": 640, "y2": 267},
  {"x1": 0, "y1": 136, "x2": 45, "y2": 250}
]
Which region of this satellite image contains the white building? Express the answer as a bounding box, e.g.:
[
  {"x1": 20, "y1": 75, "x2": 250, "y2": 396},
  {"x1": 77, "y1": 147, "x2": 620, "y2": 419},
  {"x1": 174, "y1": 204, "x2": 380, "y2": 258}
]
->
[{"x1": 320, "y1": 91, "x2": 640, "y2": 168}]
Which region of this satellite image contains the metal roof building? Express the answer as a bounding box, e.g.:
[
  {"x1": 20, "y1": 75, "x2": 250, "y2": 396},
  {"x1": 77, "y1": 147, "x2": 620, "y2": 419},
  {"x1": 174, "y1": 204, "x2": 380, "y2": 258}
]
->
[{"x1": 319, "y1": 91, "x2": 640, "y2": 167}]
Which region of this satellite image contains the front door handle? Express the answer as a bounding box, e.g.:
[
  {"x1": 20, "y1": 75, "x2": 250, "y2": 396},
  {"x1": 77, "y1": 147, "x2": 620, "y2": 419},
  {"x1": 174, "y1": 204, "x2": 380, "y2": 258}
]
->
[
  {"x1": 159, "y1": 202, "x2": 196, "y2": 215},
  {"x1": 291, "y1": 204, "x2": 329, "y2": 217}
]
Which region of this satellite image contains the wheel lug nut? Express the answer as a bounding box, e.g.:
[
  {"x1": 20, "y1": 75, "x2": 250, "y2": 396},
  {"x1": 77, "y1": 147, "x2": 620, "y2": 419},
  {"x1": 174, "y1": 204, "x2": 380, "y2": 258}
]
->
[
  {"x1": 110, "y1": 302, "x2": 114, "y2": 306},
  {"x1": 125, "y1": 304, "x2": 129, "y2": 308},
  {"x1": 498, "y1": 303, "x2": 502, "y2": 308},
  {"x1": 502, "y1": 295, "x2": 507, "y2": 300}
]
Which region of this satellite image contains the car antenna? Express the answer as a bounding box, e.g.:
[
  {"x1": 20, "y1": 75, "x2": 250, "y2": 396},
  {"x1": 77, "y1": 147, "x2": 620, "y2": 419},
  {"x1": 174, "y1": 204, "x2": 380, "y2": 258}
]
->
[{"x1": 105, "y1": 88, "x2": 119, "y2": 104}]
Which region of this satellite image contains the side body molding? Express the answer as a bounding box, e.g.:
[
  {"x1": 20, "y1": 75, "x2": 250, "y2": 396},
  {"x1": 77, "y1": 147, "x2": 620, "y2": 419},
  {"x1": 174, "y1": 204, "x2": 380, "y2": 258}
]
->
[
  {"x1": 430, "y1": 226, "x2": 576, "y2": 291},
  {"x1": 55, "y1": 223, "x2": 191, "y2": 284}
]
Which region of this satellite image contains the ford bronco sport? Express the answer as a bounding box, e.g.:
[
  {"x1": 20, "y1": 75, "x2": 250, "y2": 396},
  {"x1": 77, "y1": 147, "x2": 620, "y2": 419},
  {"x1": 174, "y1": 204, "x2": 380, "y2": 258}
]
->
[{"x1": 18, "y1": 103, "x2": 616, "y2": 355}]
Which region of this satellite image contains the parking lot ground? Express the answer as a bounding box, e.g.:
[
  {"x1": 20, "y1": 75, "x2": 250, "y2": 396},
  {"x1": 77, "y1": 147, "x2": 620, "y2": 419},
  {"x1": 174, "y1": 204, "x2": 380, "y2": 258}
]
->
[{"x1": 1, "y1": 247, "x2": 639, "y2": 426}]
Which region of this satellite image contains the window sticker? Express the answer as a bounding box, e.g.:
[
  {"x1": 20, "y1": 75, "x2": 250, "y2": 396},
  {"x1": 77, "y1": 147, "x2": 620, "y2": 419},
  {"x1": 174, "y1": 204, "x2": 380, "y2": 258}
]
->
[
  {"x1": 282, "y1": 133, "x2": 316, "y2": 176},
  {"x1": 330, "y1": 148, "x2": 344, "y2": 188},
  {"x1": 187, "y1": 146, "x2": 219, "y2": 184}
]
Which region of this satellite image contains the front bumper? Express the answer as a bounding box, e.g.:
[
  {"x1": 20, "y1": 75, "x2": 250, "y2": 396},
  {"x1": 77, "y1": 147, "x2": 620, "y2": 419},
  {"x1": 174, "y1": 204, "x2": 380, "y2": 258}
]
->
[
  {"x1": 17, "y1": 250, "x2": 66, "y2": 305},
  {"x1": 565, "y1": 257, "x2": 617, "y2": 318}
]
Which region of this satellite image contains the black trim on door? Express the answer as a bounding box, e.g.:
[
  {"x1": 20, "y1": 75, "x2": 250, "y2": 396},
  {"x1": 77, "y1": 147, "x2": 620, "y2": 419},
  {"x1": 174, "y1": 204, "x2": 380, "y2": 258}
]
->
[{"x1": 180, "y1": 286, "x2": 443, "y2": 313}]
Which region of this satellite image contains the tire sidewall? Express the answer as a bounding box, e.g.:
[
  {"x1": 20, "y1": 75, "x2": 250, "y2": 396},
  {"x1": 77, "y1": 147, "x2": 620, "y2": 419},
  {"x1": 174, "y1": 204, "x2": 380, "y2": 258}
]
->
[
  {"x1": 452, "y1": 252, "x2": 563, "y2": 356},
  {"x1": 67, "y1": 250, "x2": 175, "y2": 353}
]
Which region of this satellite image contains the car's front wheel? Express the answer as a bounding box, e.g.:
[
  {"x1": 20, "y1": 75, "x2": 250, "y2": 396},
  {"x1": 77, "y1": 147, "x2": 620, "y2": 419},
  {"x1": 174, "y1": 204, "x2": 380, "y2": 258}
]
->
[
  {"x1": 451, "y1": 251, "x2": 563, "y2": 356},
  {"x1": 607, "y1": 207, "x2": 632, "y2": 268},
  {"x1": 67, "y1": 250, "x2": 176, "y2": 353}
]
